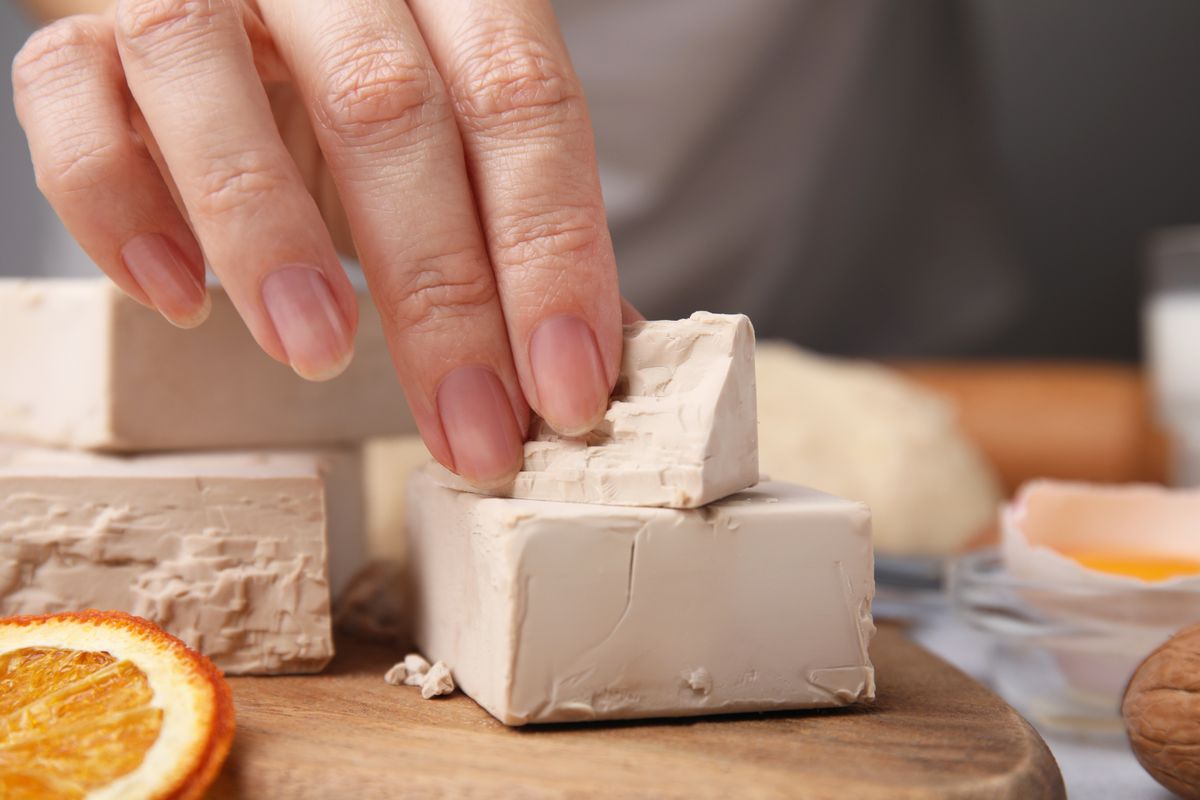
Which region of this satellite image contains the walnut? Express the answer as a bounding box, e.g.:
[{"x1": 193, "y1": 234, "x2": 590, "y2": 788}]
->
[{"x1": 1122, "y1": 623, "x2": 1200, "y2": 800}]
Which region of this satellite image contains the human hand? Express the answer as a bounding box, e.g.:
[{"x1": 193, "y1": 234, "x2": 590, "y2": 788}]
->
[{"x1": 13, "y1": 0, "x2": 625, "y2": 486}]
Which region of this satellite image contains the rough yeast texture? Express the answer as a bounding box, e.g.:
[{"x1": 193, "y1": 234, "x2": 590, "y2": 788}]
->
[
  {"x1": 0, "y1": 447, "x2": 358, "y2": 674},
  {"x1": 407, "y1": 467, "x2": 875, "y2": 725},
  {"x1": 0, "y1": 279, "x2": 414, "y2": 450},
  {"x1": 434, "y1": 312, "x2": 758, "y2": 508}
]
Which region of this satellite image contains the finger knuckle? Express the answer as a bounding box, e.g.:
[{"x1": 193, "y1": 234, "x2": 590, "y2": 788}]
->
[
  {"x1": 12, "y1": 17, "x2": 105, "y2": 93},
  {"x1": 315, "y1": 32, "x2": 446, "y2": 141},
  {"x1": 36, "y1": 135, "x2": 126, "y2": 198},
  {"x1": 382, "y1": 252, "x2": 498, "y2": 333},
  {"x1": 115, "y1": 0, "x2": 228, "y2": 56},
  {"x1": 191, "y1": 151, "x2": 288, "y2": 218},
  {"x1": 489, "y1": 205, "x2": 602, "y2": 272},
  {"x1": 450, "y1": 23, "x2": 582, "y2": 136}
]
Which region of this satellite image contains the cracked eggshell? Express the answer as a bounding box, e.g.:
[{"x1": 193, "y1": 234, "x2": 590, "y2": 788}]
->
[
  {"x1": 1002, "y1": 480, "x2": 1200, "y2": 701},
  {"x1": 1002, "y1": 481, "x2": 1200, "y2": 626}
]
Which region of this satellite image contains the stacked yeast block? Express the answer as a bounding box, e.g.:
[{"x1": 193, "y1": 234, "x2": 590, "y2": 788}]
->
[
  {"x1": 0, "y1": 279, "x2": 412, "y2": 449},
  {"x1": 408, "y1": 313, "x2": 876, "y2": 725},
  {"x1": 433, "y1": 313, "x2": 759, "y2": 507},
  {"x1": 0, "y1": 448, "x2": 362, "y2": 673},
  {"x1": 0, "y1": 279, "x2": 406, "y2": 673}
]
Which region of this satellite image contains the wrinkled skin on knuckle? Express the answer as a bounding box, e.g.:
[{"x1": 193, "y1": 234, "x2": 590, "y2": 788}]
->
[
  {"x1": 448, "y1": 22, "x2": 582, "y2": 136},
  {"x1": 12, "y1": 21, "x2": 129, "y2": 199},
  {"x1": 115, "y1": 0, "x2": 232, "y2": 60},
  {"x1": 190, "y1": 151, "x2": 287, "y2": 218},
  {"x1": 313, "y1": 29, "x2": 446, "y2": 143},
  {"x1": 488, "y1": 204, "x2": 603, "y2": 272},
  {"x1": 36, "y1": 135, "x2": 127, "y2": 198},
  {"x1": 381, "y1": 255, "x2": 498, "y2": 335},
  {"x1": 12, "y1": 18, "x2": 105, "y2": 96}
]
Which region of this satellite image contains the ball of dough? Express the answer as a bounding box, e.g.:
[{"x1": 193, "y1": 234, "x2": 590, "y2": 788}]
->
[{"x1": 755, "y1": 342, "x2": 1001, "y2": 556}]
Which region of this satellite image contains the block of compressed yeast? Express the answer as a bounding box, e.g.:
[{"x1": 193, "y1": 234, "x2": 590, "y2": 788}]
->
[
  {"x1": 407, "y1": 466, "x2": 874, "y2": 725},
  {"x1": 0, "y1": 446, "x2": 365, "y2": 674},
  {"x1": 0, "y1": 279, "x2": 414, "y2": 450},
  {"x1": 364, "y1": 435, "x2": 431, "y2": 562},
  {"x1": 433, "y1": 312, "x2": 758, "y2": 508}
]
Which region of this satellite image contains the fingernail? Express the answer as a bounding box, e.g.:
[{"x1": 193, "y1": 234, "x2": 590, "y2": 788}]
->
[
  {"x1": 121, "y1": 233, "x2": 209, "y2": 328},
  {"x1": 529, "y1": 314, "x2": 610, "y2": 436},
  {"x1": 261, "y1": 265, "x2": 353, "y2": 381},
  {"x1": 437, "y1": 365, "x2": 524, "y2": 486}
]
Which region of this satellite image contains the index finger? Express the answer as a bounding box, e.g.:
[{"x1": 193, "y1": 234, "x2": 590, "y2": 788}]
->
[{"x1": 409, "y1": 0, "x2": 622, "y2": 436}]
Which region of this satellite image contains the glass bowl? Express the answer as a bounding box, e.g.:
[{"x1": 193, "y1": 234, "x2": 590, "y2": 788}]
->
[{"x1": 948, "y1": 548, "x2": 1200, "y2": 736}]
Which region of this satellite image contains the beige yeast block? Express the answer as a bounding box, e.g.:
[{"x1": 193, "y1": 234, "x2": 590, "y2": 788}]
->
[
  {"x1": 407, "y1": 467, "x2": 874, "y2": 725},
  {"x1": 433, "y1": 312, "x2": 758, "y2": 508},
  {"x1": 363, "y1": 435, "x2": 431, "y2": 562},
  {"x1": 0, "y1": 445, "x2": 363, "y2": 674},
  {"x1": 0, "y1": 279, "x2": 414, "y2": 450}
]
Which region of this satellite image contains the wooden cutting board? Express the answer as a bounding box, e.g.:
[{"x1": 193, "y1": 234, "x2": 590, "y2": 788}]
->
[{"x1": 206, "y1": 623, "x2": 1064, "y2": 799}]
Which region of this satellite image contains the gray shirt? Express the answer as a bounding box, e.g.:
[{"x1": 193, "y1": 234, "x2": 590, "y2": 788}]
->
[{"x1": 558, "y1": 0, "x2": 1021, "y2": 356}]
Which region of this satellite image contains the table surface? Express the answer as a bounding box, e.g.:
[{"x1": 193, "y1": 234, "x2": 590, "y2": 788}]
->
[
  {"x1": 901, "y1": 593, "x2": 1174, "y2": 800},
  {"x1": 208, "y1": 623, "x2": 1063, "y2": 799}
]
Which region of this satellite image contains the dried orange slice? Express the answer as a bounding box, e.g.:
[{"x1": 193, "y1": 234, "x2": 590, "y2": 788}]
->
[{"x1": 0, "y1": 610, "x2": 234, "y2": 800}]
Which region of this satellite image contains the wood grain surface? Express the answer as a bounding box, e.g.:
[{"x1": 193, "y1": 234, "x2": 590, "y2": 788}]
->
[{"x1": 206, "y1": 624, "x2": 1064, "y2": 799}]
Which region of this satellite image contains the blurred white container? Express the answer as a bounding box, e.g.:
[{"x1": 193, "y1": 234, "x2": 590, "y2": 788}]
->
[{"x1": 1145, "y1": 225, "x2": 1200, "y2": 486}]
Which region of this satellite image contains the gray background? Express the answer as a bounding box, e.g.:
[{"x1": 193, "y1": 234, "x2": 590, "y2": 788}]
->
[{"x1": 1, "y1": 3, "x2": 71, "y2": 280}]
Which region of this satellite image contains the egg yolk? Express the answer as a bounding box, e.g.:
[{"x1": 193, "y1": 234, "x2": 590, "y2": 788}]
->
[{"x1": 1064, "y1": 552, "x2": 1200, "y2": 582}]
